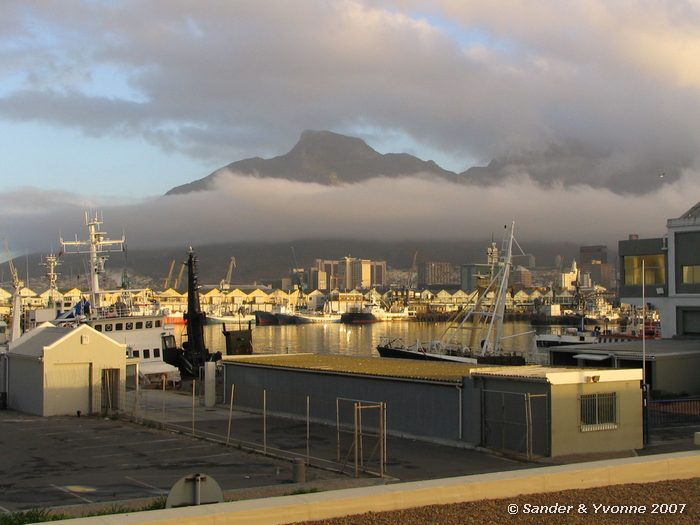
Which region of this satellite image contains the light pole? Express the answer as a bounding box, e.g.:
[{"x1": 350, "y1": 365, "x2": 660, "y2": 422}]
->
[{"x1": 641, "y1": 259, "x2": 649, "y2": 445}]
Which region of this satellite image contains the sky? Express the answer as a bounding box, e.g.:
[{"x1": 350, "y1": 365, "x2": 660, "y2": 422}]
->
[{"x1": 1, "y1": 1, "x2": 700, "y2": 254}]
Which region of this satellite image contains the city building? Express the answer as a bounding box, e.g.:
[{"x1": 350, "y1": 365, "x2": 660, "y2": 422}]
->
[
  {"x1": 619, "y1": 201, "x2": 700, "y2": 338},
  {"x1": 312, "y1": 257, "x2": 386, "y2": 291},
  {"x1": 580, "y1": 245, "x2": 614, "y2": 289},
  {"x1": 511, "y1": 265, "x2": 533, "y2": 287},
  {"x1": 418, "y1": 261, "x2": 457, "y2": 288}
]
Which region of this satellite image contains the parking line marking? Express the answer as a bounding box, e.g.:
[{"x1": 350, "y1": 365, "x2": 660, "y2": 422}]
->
[
  {"x1": 50, "y1": 484, "x2": 94, "y2": 503},
  {"x1": 125, "y1": 476, "x2": 166, "y2": 493},
  {"x1": 0, "y1": 505, "x2": 11, "y2": 514}
]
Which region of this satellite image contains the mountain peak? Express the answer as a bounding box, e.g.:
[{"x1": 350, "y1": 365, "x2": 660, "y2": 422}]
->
[{"x1": 165, "y1": 130, "x2": 456, "y2": 195}]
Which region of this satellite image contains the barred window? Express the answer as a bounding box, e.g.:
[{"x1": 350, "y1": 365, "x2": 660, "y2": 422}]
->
[{"x1": 580, "y1": 392, "x2": 618, "y2": 431}]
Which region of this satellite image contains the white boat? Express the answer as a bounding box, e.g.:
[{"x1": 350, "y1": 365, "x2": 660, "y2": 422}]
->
[
  {"x1": 206, "y1": 313, "x2": 256, "y2": 326},
  {"x1": 59, "y1": 212, "x2": 181, "y2": 384},
  {"x1": 377, "y1": 222, "x2": 531, "y2": 365},
  {"x1": 535, "y1": 327, "x2": 601, "y2": 348},
  {"x1": 293, "y1": 312, "x2": 342, "y2": 324},
  {"x1": 371, "y1": 305, "x2": 415, "y2": 321}
]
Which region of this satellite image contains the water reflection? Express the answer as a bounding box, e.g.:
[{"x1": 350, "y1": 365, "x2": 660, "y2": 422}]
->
[{"x1": 186, "y1": 321, "x2": 536, "y2": 357}]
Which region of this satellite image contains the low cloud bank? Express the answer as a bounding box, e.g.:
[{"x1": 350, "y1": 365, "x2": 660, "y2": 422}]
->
[{"x1": 1, "y1": 171, "x2": 696, "y2": 256}]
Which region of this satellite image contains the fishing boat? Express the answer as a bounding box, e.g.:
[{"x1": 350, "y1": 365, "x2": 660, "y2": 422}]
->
[
  {"x1": 58, "y1": 212, "x2": 181, "y2": 384},
  {"x1": 377, "y1": 222, "x2": 530, "y2": 365}
]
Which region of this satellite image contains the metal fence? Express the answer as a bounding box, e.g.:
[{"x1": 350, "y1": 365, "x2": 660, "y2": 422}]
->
[
  {"x1": 481, "y1": 389, "x2": 549, "y2": 458},
  {"x1": 120, "y1": 381, "x2": 387, "y2": 479},
  {"x1": 649, "y1": 397, "x2": 700, "y2": 426}
]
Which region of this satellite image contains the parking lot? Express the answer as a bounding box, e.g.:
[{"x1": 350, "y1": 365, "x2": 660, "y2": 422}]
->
[{"x1": 0, "y1": 411, "x2": 340, "y2": 512}]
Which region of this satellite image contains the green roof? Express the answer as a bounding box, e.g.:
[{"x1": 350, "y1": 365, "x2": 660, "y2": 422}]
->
[{"x1": 222, "y1": 353, "x2": 486, "y2": 382}]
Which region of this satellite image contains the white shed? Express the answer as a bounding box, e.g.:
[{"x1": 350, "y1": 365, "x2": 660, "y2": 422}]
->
[{"x1": 7, "y1": 323, "x2": 127, "y2": 416}]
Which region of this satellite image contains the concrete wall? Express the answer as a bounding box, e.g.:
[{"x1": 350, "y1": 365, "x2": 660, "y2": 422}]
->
[
  {"x1": 550, "y1": 380, "x2": 642, "y2": 457},
  {"x1": 223, "y1": 363, "x2": 472, "y2": 444},
  {"x1": 7, "y1": 356, "x2": 43, "y2": 415}
]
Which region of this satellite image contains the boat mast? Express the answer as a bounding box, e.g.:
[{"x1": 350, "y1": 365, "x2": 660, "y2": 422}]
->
[
  {"x1": 41, "y1": 253, "x2": 61, "y2": 310},
  {"x1": 60, "y1": 212, "x2": 125, "y2": 317},
  {"x1": 481, "y1": 222, "x2": 515, "y2": 355}
]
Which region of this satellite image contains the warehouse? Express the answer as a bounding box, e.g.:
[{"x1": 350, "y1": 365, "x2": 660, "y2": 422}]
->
[
  {"x1": 220, "y1": 354, "x2": 643, "y2": 458},
  {"x1": 6, "y1": 323, "x2": 127, "y2": 416}
]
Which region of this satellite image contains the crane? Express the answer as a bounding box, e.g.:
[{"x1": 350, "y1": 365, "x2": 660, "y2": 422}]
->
[
  {"x1": 219, "y1": 256, "x2": 237, "y2": 291},
  {"x1": 173, "y1": 262, "x2": 186, "y2": 290},
  {"x1": 163, "y1": 259, "x2": 176, "y2": 290},
  {"x1": 3, "y1": 239, "x2": 24, "y2": 342}
]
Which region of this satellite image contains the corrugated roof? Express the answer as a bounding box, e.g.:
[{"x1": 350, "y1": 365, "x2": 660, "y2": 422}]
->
[
  {"x1": 471, "y1": 365, "x2": 575, "y2": 380},
  {"x1": 223, "y1": 353, "x2": 485, "y2": 382},
  {"x1": 549, "y1": 338, "x2": 700, "y2": 357},
  {"x1": 8, "y1": 325, "x2": 73, "y2": 358}
]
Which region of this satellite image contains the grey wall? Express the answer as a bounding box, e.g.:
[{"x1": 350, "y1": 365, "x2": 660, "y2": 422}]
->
[
  {"x1": 8, "y1": 357, "x2": 43, "y2": 416},
  {"x1": 675, "y1": 232, "x2": 700, "y2": 294},
  {"x1": 223, "y1": 363, "x2": 475, "y2": 444}
]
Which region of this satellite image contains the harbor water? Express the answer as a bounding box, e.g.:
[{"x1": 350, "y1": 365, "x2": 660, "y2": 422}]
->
[{"x1": 175, "y1": 321, "x2": 538, "y2": 357}]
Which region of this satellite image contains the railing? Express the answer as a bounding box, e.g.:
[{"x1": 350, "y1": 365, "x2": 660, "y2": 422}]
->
[{"x1": 648, "y1": 398, "x2": 700, "y2": 426}]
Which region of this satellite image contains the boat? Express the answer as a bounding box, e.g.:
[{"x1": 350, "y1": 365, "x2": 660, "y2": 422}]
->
[
  {"x1": 58, "y1": 212, "x2": 181, "y2": 385},
  {"x1": 535, "y1": 326, "x2": 601, "y2": 347},
  {"x1": 254, "y1": 310, "x2": 278, "y2": 326},
  {"x1": 164, "y1": 311, "x2": 186, "y2": 325},
  {"x1": 340, "y1": 307, "x2": 379, "y2": 324},
  {"x1": 293, "y1": 312, "x2": 342, "y2": 324},
  {"x1": 377, "y1": 222, "x2": 529, "y2": 365},
  {"x1": 206, "y1": 311, "x2": 256, "y2": 326}
]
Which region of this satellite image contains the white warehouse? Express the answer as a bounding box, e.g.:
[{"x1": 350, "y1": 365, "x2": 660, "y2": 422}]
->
[{"x1": 6, "y1": 323, "x2": 127, "y2": 416}]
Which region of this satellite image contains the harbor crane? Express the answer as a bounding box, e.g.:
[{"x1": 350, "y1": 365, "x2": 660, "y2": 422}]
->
[
  {"x1": 3, "y1": 239, "x2": 24, "y2": 342},
  {"x1": 173, "y1": 262, "x2": 186, "y2": 290},
  {"x1": 163, "y1": 259, "x2": 176, "y2": 290},
  {"x1": 220, "y1": 256, "x2": 237, "y2": 291}
]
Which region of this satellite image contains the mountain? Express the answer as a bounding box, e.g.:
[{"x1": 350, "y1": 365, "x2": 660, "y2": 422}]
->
[{"x1": 166, "y1": 130, "x2": 457, "y2": 195}]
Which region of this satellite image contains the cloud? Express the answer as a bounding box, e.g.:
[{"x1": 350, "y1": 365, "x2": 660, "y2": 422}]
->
[
  {"x1": 1, "y1": 174, "x2": 696, "y2": 257},
  {"x1": 1, "y1": 1, "x2": 700, "y2": 192}
]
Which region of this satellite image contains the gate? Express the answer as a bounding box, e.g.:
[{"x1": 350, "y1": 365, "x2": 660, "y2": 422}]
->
[
  {"x1": 101, "y1": 368, "x2": 120, "y2": 415},
  {"x1": 336, "y1": 398, "x2": 387, "y2": 477},
  {"x1": 481, "y1": 389, "x2": 549, "y2": 458}
]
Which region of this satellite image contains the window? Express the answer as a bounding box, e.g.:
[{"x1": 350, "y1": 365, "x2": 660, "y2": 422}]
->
[
  {"x1": 105, "y1": 324, "x2": 113, "y2": 332},
  {"x1": 145, "y1": 321, "x2": 153, "y2": 328},
  {"x1": 132, "y1": 350, "x2": 140, "y2": 358},
  {"x1": 623, "y1": 255, "x2": 666, "y2": 286},
  {"x1": 143, "y1": 349, "x2": 150, "y2": 359},
  {"x1": 155, "y1": 320, "x2": 161, "y2": 327},
  {"x1": 136, "y1": 321, "x2": 143, "y2": 329},
  {"x1": 154, "y1": 348, "x2": 161, "y2": 358},
  {"x1": 682, "y1": 265, "x2": 700, "y2": 284},
  {"x1": 94, "y1": 324, "x2": 102, "y2": 332},
  {"x1": 126, "y1": 322, "x2": 133, "y2": 330},
  {"x1": 580, "y1": 392, "x2": 617, "y2": 431},
  {"x1": 115, "y1": 323, "x2": 123, "y2": 331}
]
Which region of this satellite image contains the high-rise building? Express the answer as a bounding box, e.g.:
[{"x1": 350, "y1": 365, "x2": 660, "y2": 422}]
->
[
  {"x1": 312, "y1": 257, "x2": 386, "y2": 290},
  {"x1": 512, "y1": 265, "x2": 533, "y2": 287},
  {"x1": 418, "y1": 262, "x2": 457, "y2": 287},
  {"x1": 580, "y1": 245, "x2": 613, "y2": 288}
]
